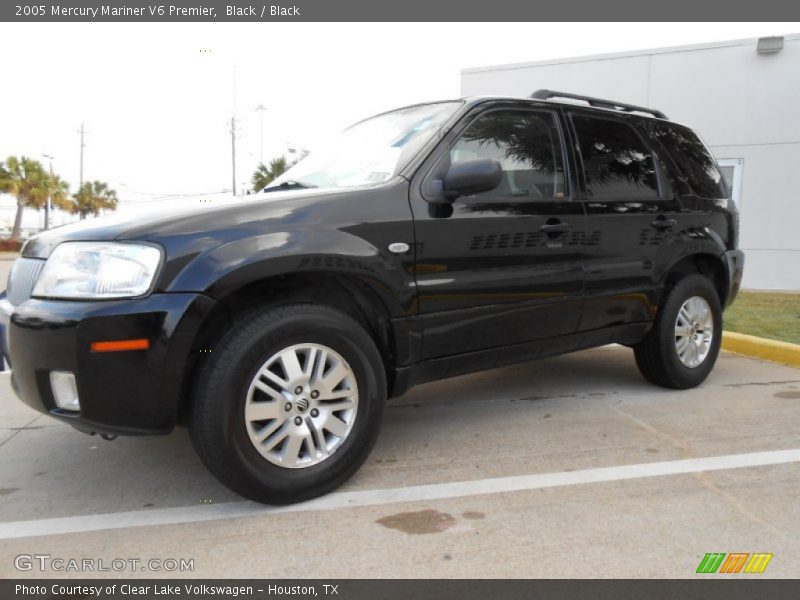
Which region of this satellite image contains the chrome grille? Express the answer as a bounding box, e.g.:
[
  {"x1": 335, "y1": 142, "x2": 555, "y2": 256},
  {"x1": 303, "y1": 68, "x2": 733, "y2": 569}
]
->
[{"x1": 6, "y1": 257, "x2": 46, "y2": 306}]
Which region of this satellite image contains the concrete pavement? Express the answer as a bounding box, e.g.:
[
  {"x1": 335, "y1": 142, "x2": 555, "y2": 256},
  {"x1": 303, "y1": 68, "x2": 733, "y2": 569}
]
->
[{"x1": 1, "y1": 344, "x2": 798, "y2": 578}]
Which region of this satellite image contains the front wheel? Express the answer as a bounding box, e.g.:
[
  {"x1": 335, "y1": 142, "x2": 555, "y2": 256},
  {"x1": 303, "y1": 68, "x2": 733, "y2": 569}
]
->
[
  {"x1": 634, "y1": 274, "x2": 723, "y2": 389},
  {"x1": 190, "y1": 303, "x2": 386, "y2": 504}
]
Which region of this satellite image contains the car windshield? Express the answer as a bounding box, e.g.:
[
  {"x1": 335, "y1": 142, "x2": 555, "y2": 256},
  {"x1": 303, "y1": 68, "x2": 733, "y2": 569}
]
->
[{"x1": 265, "y1": 101, "x2": 461, "y2": 191}]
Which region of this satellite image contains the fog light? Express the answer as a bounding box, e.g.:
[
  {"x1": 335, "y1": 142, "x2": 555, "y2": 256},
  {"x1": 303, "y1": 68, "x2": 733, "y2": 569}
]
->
[{"x1": 50, "y1": 371, "x2": 80, "y2": 411}]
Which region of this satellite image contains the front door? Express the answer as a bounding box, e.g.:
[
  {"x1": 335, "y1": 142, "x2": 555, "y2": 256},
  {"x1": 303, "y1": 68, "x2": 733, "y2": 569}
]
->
[{"x1": 409, "y1": 105, "x2": 586, "y2": 359}]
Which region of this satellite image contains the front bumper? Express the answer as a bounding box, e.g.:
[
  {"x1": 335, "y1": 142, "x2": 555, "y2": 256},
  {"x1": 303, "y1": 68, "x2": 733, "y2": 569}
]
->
[
  {"x1": 1, "y1": 292, "x2": 215, "y2": 436},
  {"x1": 0, "y1": 297, "x2": 12, "y2": 371},
  {"x1": 723, "y1": 249, "x2": 745, "y2": 307}
]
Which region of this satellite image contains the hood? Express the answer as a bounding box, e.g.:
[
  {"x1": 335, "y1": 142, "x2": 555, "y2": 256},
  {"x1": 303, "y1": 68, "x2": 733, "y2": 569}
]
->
[{"x1": 21, "y1": 187, "x2": 353, "y2": 259}]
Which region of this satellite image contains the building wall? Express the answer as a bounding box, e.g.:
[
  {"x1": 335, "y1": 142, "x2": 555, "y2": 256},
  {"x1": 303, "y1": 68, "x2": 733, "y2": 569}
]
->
[{"x1": 461, "y1": 35, "x2": 800, "y2": 290}]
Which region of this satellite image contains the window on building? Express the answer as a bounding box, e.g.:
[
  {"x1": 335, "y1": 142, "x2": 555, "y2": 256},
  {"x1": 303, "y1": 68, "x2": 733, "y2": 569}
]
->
[
  {"x1": 642, "y1": 121, "x2": 727, "y2": 199},
  {"x1": 718, "y1": 158, "x2": 744, "y2": 209},
  {"x1": 448, "y1": 109, "x2": 567, "y2": 200},
  {"x1": 571, "y1": 115, "x2": 659, "y2": 199}
]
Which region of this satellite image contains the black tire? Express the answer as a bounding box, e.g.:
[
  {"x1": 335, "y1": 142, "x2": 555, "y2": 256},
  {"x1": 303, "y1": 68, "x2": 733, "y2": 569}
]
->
[
  {"x1": 189, "y1": 303, "x2": 386, "y2": 504},
  {"x1": 634, "y1": 274, "x2": 723, "y2": 389}
]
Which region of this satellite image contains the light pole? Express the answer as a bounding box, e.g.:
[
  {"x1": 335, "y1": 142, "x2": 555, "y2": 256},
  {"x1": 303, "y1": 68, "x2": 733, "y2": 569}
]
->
[
  {"x1": 255, "y1": 104, "x2": 267, "y2": 164},
  {"x1": 230, "y1": 67, "x2": 238, "y2": 197},
  {"x1": 230, "y1": 116, "x2": 237, "y2": 196},
  {"x1": 41, "y1": 153, "x2": 54, "y2": 230},
  {"x1": 77, "y1": 123, "x2": 86, "y2": 189}
]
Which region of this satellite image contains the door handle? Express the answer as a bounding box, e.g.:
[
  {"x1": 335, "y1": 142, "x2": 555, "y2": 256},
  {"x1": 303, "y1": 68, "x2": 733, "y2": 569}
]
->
[
  {"x1": 651, "y1": 217, "x2": 677, "y2": 230},
  {"x1": 539, "y1": 221, "x2": 572, "y2": 235}
]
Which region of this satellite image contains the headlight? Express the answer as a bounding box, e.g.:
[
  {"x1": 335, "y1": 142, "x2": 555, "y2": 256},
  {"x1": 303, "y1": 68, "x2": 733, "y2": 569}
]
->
[{"x1": 32, "y1": 242, "x2": 163, "y2": 300}]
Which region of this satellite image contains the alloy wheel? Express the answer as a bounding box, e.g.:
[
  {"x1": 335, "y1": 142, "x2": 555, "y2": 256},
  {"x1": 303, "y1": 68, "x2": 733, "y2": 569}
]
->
[
  {"x1": 244, "y1": 343, "x2": 358, "y2": 468},
  {"x1": 674, "y1": 296, "x2": 714, "y2": 368}
]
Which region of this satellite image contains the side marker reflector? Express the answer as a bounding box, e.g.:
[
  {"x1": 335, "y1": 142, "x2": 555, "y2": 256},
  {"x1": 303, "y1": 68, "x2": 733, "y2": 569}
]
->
[{"x1": 90, "y1": 339, "x2": 150, "y2": 352}]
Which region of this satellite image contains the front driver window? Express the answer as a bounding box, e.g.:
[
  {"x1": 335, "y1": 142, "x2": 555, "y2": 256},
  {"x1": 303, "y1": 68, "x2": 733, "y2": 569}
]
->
[{"x1": 449, "y1": 109, "x2": 567, "y2": 200}]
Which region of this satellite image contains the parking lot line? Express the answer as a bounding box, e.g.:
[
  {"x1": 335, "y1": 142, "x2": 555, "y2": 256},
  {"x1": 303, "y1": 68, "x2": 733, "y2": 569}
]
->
[{"x1": 1, "y1": 447, "x2": 798, "y2": 540}]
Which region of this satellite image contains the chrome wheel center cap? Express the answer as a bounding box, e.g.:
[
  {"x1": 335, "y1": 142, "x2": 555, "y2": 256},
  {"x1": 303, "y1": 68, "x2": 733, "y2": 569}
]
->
[{"x1": 295, "y1": 397, "x2": 309, "y2": 412}]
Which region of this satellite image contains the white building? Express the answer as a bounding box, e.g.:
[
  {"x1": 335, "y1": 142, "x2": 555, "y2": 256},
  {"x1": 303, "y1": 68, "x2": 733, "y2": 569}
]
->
[{"x1": 462, "y1": 34, "x2": 800, "y2": 291}]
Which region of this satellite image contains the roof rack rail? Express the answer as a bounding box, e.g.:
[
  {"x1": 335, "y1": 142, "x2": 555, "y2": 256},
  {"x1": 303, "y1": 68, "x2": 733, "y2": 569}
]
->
[{"x1": 530, "y1": 89, "x2": 668, "y2": 120}]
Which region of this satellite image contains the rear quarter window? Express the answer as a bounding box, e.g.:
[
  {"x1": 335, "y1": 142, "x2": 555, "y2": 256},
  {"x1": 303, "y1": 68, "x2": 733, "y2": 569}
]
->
[{"x1": 642, "y1": 122, "x2": 727, "y2": 199}]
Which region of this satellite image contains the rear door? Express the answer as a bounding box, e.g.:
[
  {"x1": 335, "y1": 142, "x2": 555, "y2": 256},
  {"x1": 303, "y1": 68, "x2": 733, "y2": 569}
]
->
[
  {"x1": 409, "y1": 104, "x2": 587, "y2": 359},
  {"x1": 568, "y1": 111, "x2": 684, "y2": 331}
]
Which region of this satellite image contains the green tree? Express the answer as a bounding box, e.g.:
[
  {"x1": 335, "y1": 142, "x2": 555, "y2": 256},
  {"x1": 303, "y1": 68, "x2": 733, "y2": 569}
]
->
[
  {"x1": 70, "y1": 181, "x2": 118, "y2": 220},
  {"x1": 251, "y1": 156, "x2": 290, "y2": 192},
  {"x1": 0, "y1": 155, "x2": 70, "y2": 240}
]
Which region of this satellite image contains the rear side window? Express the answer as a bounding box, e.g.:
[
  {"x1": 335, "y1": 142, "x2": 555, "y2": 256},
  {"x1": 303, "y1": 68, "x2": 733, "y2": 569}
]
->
[
  {"x1": 572, "y1": 115, "x2": 659, "y2": 199},
  {"x1": 642, "y1": 122, "x2": 727, "y2": 199}
]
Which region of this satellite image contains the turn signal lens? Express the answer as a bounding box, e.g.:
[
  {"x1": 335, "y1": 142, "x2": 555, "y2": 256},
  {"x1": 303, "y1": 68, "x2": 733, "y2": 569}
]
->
[{"x1": 90, "y1": 339, "x2": 150, "y2": 353}]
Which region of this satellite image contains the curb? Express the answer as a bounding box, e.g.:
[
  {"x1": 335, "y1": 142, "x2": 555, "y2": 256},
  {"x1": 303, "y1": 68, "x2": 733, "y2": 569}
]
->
[{"x1": 722, "y1": 331, "x2": 800, "y2": 368}]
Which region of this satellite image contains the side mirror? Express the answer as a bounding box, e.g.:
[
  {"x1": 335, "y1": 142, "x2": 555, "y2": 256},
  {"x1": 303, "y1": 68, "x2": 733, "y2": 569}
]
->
[{"x1": 442, "y1": 158, "x2": 502, "y2": 201}]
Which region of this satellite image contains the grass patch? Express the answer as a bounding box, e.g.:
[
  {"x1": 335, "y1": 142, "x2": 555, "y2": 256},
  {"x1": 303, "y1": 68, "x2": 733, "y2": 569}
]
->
[{"x1": 725, "y1": 291, "x2": 800, "y2": 345}]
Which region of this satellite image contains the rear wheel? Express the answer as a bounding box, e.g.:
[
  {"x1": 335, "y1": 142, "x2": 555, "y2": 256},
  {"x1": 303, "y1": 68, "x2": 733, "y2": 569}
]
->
[
  {"x1": 634, "y1": 274, "x2": 722, "y2": 389},
  {"x1": 190, "y1": 303, "x2": 386, "y2": 504}
]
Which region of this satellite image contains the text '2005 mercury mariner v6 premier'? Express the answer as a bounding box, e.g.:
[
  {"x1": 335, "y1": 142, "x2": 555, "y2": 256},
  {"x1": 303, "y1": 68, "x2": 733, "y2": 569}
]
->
[{"x1": 1, "y1": 91, "x2": 743, "y2": 504}]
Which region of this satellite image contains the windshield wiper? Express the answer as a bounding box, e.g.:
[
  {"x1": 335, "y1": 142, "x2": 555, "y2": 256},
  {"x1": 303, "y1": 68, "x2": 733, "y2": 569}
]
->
[{"x1": 261, "y1": 181, "x2": 318, "y2": 193}]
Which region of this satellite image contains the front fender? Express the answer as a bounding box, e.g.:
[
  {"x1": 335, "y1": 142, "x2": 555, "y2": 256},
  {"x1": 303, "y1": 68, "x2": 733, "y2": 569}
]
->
[{"x1": 164, "y1": 227, "x2": 415, "y2": 318}]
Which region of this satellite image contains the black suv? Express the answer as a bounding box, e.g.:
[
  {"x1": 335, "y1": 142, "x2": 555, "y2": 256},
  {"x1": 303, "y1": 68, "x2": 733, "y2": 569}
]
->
[{"x1": 1, "y1": 91, "x2": 744, "y2": 504}]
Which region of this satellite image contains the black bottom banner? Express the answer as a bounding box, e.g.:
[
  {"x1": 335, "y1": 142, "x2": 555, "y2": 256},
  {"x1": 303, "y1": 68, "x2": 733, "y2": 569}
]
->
[{"x1": 3, "y1": 579, "x2": 800, "y2": 600}]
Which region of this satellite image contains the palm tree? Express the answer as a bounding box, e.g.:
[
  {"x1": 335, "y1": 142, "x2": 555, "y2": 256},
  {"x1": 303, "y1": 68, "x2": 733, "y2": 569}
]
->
[
  {"x1": 70, "y1": 181, "x2": 118, "y2": 220},
  {"x1": 0, "y1": 156, "x2": 69, "y2": 240},
  {"x1": 44, "y1": 173, "x2": 71, "y2": 213},
  {"x1": 251, "y1": 156, "x2": 290, "y2": 192}
]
